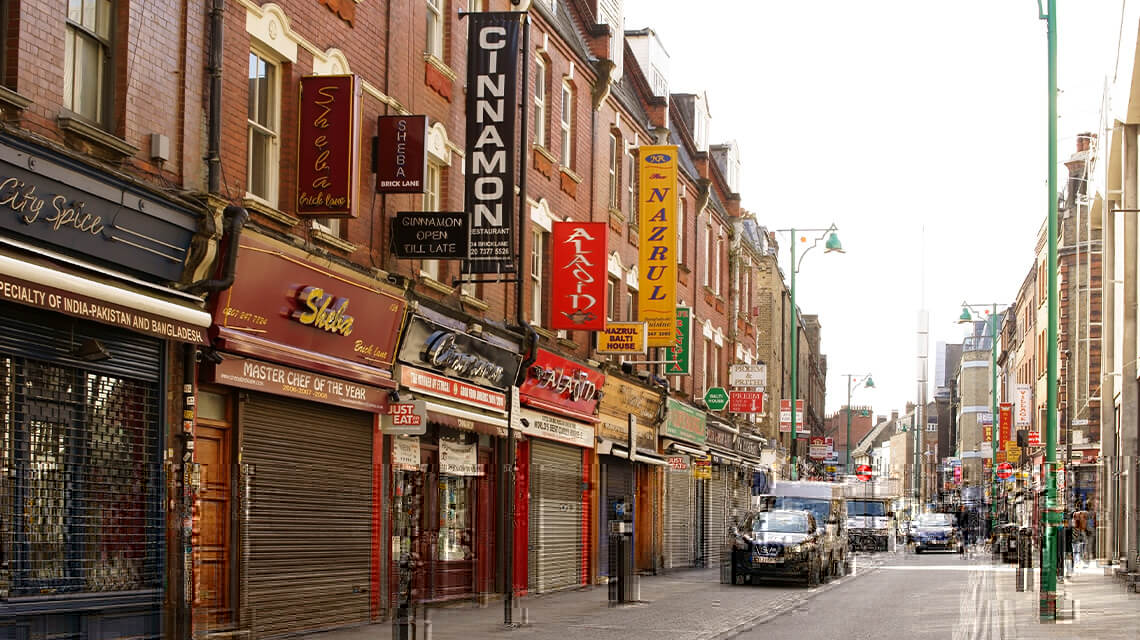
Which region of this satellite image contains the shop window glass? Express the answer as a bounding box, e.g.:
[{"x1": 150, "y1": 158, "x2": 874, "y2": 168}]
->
[
  {"x1": 437, "y1": 475, "x2": 472, "y2": 561},
  {"x1": 64, "y1": 0, "x2": 113, "y2": 127}
]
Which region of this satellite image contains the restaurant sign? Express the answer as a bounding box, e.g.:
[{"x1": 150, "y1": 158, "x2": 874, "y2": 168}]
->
[
  {"x1": 391, "y1": 211, "x2": 468, "y2": 259},
  {"x1": 518, "y1": 348, "x2": 603, "y2": 421},
  {"x1": 735, "y1": 436, "x2": 761, "y2": 458},
  {"x1": 550, "y1": 221, "x2": 607, "y2": 330},
  {"x1": 397, "y1": 315, "x2": 522, "y2": 391},
  {"x1": 376, "y1": 115, "x2": 427, "y2": 193},
  {"x1": 597, "y1": 322, "x2": 647, "y2": 355},
  {"x1": 663, "y1": 398, "x2": 707, "y2": 445},
  {"x1": 297, "y1": 75, "x2": 361, "y2": 218},
  {"x1": 519, "y1": 408, "x2": 594, "y2": 448},
  {"x1": 706, "y1": 425, "x2": 734, "y2": 450},
  {"x1": 399, "y1": 365, "x2": 506, "y2": 412},
  {"x1": 665, "y1": 307, "x2": 691, "y2": 375},
  {"x1": 210, "y1": 355, "x2": 386, "y2": 412},
  {"x1": 599, "y1": 377, "x2": 662, "y2": 425}
]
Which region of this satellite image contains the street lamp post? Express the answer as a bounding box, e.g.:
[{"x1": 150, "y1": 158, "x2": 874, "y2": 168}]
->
[
  {"x1": 844, "y1": 374, "x2": 875, "y2": 473},
  {"x1": 958, "y1": 303, "x2": 1006, "y2": 537},
  {"x1": 779, "y1": 225, "x2": 843, "y2": 481}
]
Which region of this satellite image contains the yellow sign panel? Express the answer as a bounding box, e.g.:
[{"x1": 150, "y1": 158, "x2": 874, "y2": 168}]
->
[
  {"x1": 692, "y1": 455, "x2": 712, "y2": 480},
  {"x1": 597, "y1": 322, "x2": 648, "y2": 355},
  {"x1": 1006, "y1": 444, "x2": 1021, "y2": 464},
  {"x1": 638, "y1": 145, "x2": 678, "y2": 347}
]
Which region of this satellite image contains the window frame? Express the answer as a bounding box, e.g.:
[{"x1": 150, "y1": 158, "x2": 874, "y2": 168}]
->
[
  {"x1": 607, "y1": 277, "x2": 618, "y2": 321},
  {"x1": 608, "y1": 133, "x2": 619, "y2": 209},
  {"x1": 426, "y1": 0, "x2": 445, "y2": 60},
  {"x1": 534, "y1": 57, "x2": 547, "y2": 148},
  {"x1": 559, "y1": 81, "x2": 573, "y2": 167},
  {"x1": 421, "y1": 161, "x2": 443, "y2": 281},
  {"x1": 64, "y1": 0, "x2": 114, "y2": 128},
  {"x1": 246, "y1": 48, "x2": 282, "y2": 207},
  {"x1": 531, "y1": 228, "x2": 544, "y2": 324}
]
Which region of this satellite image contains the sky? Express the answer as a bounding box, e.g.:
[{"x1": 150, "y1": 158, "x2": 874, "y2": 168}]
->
[{"x1": 623, "y1": 0, "x2": 1125, "y2": 416}]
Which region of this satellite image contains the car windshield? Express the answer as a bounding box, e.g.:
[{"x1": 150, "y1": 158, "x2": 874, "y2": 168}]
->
[
  {"x1": 752, "y1": 512, "x2": 809, "y2": 534},
  {"x1": 772, "y1": 497, "x2": 830, "y2": 528},
  {"x1": 848, "y1": 500, "x2": 886, "y2": 517},
  {"x1": 916, "y1": 514, "x2": 954, "y2": 527}
]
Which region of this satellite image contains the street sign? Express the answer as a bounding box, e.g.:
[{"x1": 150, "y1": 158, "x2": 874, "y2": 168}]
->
[
  {"x1": 729, "y1": 390, "x2": 765, "y2": 413},
  {"x1": 1007, "y1": 444, "x2": 1022, "y2": 464},
  {"x1": 855, "y1": 464, "x2": 872, "y2": 482},
  {"x1": 729, "y1": 363, "x2": 767, "y2": 388},
  {"x1": 704, "y1": 387, "x2": 729, "y2": 411},
  {"x1": 997, "y1": 462, "x2": 1014, "y2": 480},
  {"x1": 809, "y1": 437, "x2": 828, "y2": 460},
  {"x1": 779, "y1": 399, "x2": 804, "y2": 432}
]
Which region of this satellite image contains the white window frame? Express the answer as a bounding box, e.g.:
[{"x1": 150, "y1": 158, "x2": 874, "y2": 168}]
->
[
  {"x1": 608, "y1": 134, "x2": 619, "y2": 209},
  {"x1": 625, "y1": 288, "x2": 635, "y2": 321},
  {"x1": 715, "y1": 234, "x2": 724, "y2": 295},
  {"x1": 676, "y1": 199, "x2": 684, "y2": 264},
  {"x1": 531, "y1": 229, "x2": 544, "y2": 323},
  {"x1": 247, "y1": 49, "x2": 281, "y2": 207},
  {"x1": 421, "y1": 162, "x2": 443, "y2": 281},
  {"x1": 560, "y1": 81, "x2": 573, "y2": 167},
  {"x1": 626, "y1": 147, "x2": 636, "y2": 218},
  {"x1": 426, "y1": 0, "x2": 445, "y2": 60},
  {"x1": 65, "y1": 0, "x2": 113, "y2": 127},
  {"x1": 702, "y1": 338, "x2": 710, "y2": 395},
  {"x1": 607, "y1": 277, "x2": 618, "y2": 321},
  {"x1": 534, "y1": 57, "x2": 547, "y2": 147},
  {"x1": 703, "y1": 223, "x2": 713, "y2": 287}
]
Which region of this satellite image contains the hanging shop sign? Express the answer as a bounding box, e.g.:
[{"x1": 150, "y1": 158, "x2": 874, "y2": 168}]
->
[
  {"x1": 809, "y1": 437, "x2": 829, "y2": 460},
  {"x1": 692, "y1": 455, "x2": 712, "y2": 480},
  {"x1": 0, "y1": 138, "x2": 199, "y2": 282},
  {"x1": 392, "y1": 436, "x2": 421, "y2": 471},
  {"x1": 518, "y1": 408, "x2": 594, "y2": 448},
  {"x1": 391, "y1": 211, "x2": 468, "y2": 259},
  {"x1": 376, "y1": 115, "x2": 427, "y2": 193},
  {"x1": 663, "y1": 398, "x2": 707, "y2": 445},
  {"x1": 598, "y1": 377, "x2": 660, "y2": 450},
  {"x1": 550, "y1": 221, "x2": 607, "y2": 330},
  {"x1": 383, "y1": 399, "x2": 428, "y2": 435},
  {"x1": 998, "y1": 402, "x2": 1013, "y2": 451},
  {"x1": 735, "y1": 436, "x2": 761, "y2": 458},
  {"x1": 1015, "y1": 384, "x2": 1032, "y2": 427},
  {"x1": 297, "y1": 74, "x2": 361, "y2": 218},
  {"x1": 209, "y1": 355, "x2": 387, "y2": 412},
  {"x1": 399, "y1": 365, "x2": 506, "y2": 412},
  {"x1": 706, "y1": 425, "x2": 734, "y2": 450},
  {"x1": 440, "y1": 438, "x2": 481, "y2": 476},
  {"x1": 518, "y1": 348, "x2": 603, "y2": 421},
  {"x1": 211, "y1": 233, "x2": 407, "y2": 384},
  {"x1": 597, "y1": 321, "x2": 648, "y2": 355},
  {"x1": 397, "y1": 315, "x2": 522, "y2": 391},
  {"x1": 666, "y1": 455, "x2": 689, "y2": 472},
  {"x1": 729, "y1": 363, "x2": 767, "y2": 388},
  {"x1": 729, "y1": 391, "x2": 765, "y2": 414},
  {"x1": 462, "y1": 11, "x2": 521, "y2": 275},
  {"x1": 778, "y1": 399, "x2": 804, "y2": 432},
  {"x1": 637, "y1": 145, "x2": 678, "y2": 346},
  {"x1": 665, "y1": 306, "x2": 692, "y2": 375}
]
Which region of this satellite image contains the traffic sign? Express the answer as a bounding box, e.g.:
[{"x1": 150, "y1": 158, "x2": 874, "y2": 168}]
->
[
  {"x1": 704, "y1": 387, "x2": 729, "y2": 411},
  {"x1": 855, "y1": 464, "x2": 872, "y2": 482},
  {"x1": 729, "y1": 390, "x2": 764, "y2": 413},
  {"x1": 997, "y1": 462, "x2": 1014, "y2": 480}
]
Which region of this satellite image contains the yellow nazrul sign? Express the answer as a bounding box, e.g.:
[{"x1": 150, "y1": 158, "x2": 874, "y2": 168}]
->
[{"x1": 638, "y1": 145, "x2": 678, "y2": 347}]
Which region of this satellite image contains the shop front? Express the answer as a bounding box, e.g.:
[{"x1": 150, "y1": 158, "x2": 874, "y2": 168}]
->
[
  {"x1": 595, "y1": 377, "x2": 667, "y2": 581},
  {"x1": 201, "y1": 231, "x2": 407, "y2": 638},
  {"x1": 734, "y1": 432, "x2": 766, "y2": 502},
  {"x1": 388, "y1": 313, "x2": 522, "y2": 606},
  {"x1": 661, "y1": 399, "x2": 708, "y2": 569},
  {"x1": 515, "y1": 349, "x2": 601, "y2": 594},
  {"x1": 703, "y1": 421, "x2": 739, "y2": 564},
  {"x1": 0, "y1": 136, "x2": 212, "y2": 638}
]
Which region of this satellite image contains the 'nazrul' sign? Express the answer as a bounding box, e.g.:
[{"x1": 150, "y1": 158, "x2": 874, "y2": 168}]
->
[{"x1": 637, "y1": 145, "x2": 678, "y2": 346}]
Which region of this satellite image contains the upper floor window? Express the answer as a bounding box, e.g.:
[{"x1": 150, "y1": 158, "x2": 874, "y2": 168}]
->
[
  {"x1": 560, "y1": 82, "x2": 573, "y2": 167},
  {"x1": 608, "y1": 134, "x2": 619, "y2": 209},
  {"x1": 534, "y1": 57, "x2": 547, "y2": 147},
  {"x1": 426, "y1": 0, "x2": 445, "y2": 59},
  {"x1": 531, "y1": 229, "x2": 545, "y2": 324},
  {"x1": 607, "y1": 277, "x2": 618, "y2": 321},
  {"x1": 65, "y1": 0, "x2": 113, "y2": 127},
  {"x1": 247, "y1": 51, "x2": 280, "y2": 205},
  {"x1": 676, "y1": 199, "x2": 685, "y2": 264},
  {"x1": 422, "y1": 162, "x2": 443, "y2": 281}
]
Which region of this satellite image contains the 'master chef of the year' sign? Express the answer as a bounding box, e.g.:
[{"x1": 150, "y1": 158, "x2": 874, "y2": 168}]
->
[
  {"x1": 462, "y1": 12, "x2": 520, "y2": 274},
  {"x1": 211, "y1": 233, "x2": 407, "y2": 386},
  {"x1": 397, "y1": 314, "x2": 522, "y2": 391}
]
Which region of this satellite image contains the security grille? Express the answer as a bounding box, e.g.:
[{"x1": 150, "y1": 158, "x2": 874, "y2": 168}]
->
[{"x1": 0, "y1": 355, "x2": 162, "y2": 599}]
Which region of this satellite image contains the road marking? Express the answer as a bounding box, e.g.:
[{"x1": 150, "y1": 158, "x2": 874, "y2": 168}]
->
[{"x1": 878, "y1": 565, "x2": 1016, "y2": 572}]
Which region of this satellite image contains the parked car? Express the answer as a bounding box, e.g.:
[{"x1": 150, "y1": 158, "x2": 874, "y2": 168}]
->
[
  {"x1": 753, "y1": 480, "x2": 850, "y2": 578},
  {"x1": 910, "y1": 513, "x2": 964, "y2": 554},
  {"x1": 729, "y1": 510, "x2": 826, "y2": 586}
]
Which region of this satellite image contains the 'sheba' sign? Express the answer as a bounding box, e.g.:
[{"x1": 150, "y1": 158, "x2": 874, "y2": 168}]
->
[
  {"x1": 376, "y1": 115, "x2": 427, "y2": 193},
  {"x1": 297, "y1": 75, "x2": 361, "y2": 218},
  {"x1": 463, "y1": 12, "x2": 520, "y2": 274}
]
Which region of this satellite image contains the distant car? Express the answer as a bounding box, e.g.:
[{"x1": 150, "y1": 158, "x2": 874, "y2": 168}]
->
[
  {"x1": 910, "y1": 513, "x2": 964, "y2": 554},
  {"x1": 729, "y1": 510, "x2": 826, "y2": 586}
]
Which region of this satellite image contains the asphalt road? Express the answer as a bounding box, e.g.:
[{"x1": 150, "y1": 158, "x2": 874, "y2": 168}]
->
[{"x1": 736, "y1": 547, "x2": 992, "y2": 640}]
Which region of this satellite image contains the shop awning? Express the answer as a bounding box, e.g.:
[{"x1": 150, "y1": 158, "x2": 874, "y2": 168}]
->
[
  {"x1": 707, "y1": 446, "x2": 743, "y2": 465},
  {"x1": 664, "y1": 440, "x2": 708, "y2": 457},
  {"x1": 425, "y1": 400, "x2": 508, "y2": 437},
  {"x1": 611, "y1": 446, "x2": 668, "y2": 466}
]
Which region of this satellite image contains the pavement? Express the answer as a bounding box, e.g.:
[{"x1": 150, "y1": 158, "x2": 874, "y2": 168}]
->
[{"x1": 300, "y1": 555, "x2": 884, "y2": 640}]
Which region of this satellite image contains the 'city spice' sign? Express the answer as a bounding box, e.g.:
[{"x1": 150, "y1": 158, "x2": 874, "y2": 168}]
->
[
  {"x1": 550, "y1": 221, "x2": 607, "y2": 330},
  {"x1": 638, "y1": 145, "x2": 678, "y2": 346},
  {"x1": 297, "y1": 74, "x2": 361, "y2": 218},
  {"x1": 462, "y1": 12, "x2": 520, "y2": 274}
]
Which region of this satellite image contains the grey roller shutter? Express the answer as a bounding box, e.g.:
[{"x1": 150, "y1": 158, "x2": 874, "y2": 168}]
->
[
  {"x1": 705, "y1": 470, "x2": 728, "y2": 567},
  {"x1": 664, "y1": 460, "x2": 692, "y2": 569},
  {"x1": 528, "y1": 439, "x2": 582, "y2": 593},
  {"x1": 240, "y1": 393, "x2": 373, "y2": 639}
]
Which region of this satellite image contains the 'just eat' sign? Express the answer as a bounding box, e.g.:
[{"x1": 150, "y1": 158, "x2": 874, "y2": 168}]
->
[{"x1": 382, "y1": 399, "x2": 427, "y2": 435}]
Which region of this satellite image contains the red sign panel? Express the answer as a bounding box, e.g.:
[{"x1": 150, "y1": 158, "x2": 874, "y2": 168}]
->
[
  {"x1": 999, "y1": 402, "x2": 1013, "y2": 449},
  {"x1": 376, "y1": 115, "x2": 427, "y2": 193},
  {"x1": 953, "y1": 465, "x2": 962, "y2": 483},
  {"x1": 518, "y1": 348, "x2": 604, "y2": 422},
  {"x1": 297, "y1": 75, "x2": 361, "y2": 218},
  {"x1": 997, "y1": 462, "x2": 1014, "y2": 480},
  {"x1": 400, "y1": 365, "x2": 506, "y2": 412},
  {"x1": 211, "y1": 233, "x2": 407, "y2": 385},
  {"x1": 549, "y1": 222, "x2": 607, "y2": 330},
  {"x1": 729, "y1": 391, "x2": 764, "y2": 413},
  {"x1": 856, "y1": 464, "x2": 872, "y2": 482},
  {"x1": 1028, "y1": 429, "x2": 1041, "y2": 447}
]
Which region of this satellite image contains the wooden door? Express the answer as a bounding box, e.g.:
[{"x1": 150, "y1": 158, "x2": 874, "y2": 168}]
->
[{"x1": 194, "y1": 422, "x2": 233, "y2": 627}]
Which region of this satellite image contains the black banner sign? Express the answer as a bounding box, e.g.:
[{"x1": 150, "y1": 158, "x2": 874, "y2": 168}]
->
[
  {"x1": 391, "y1": 211, "x2": 468, "y2": 259},
  {"x1": 462, "y1": 12, "x2": 520, "y2": 274},
  {"x1": 397, "y1": 315, "x2": 522, "y2": 391}
]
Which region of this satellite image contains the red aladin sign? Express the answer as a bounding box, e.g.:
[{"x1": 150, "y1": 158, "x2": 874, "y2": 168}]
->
[{"x1": 550, "y1": 222, "x2": 607, "y2": 330}]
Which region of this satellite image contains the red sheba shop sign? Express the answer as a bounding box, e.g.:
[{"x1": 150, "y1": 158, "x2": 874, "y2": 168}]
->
[{"x1": 297, "y1": 74, "x2": 361, "y2": 218}]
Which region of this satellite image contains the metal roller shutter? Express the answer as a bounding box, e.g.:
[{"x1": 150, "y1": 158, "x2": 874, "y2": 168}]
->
[
  {"x1": 664, "y1": 461, "x2": 693, "y2": 569},
  {"x1": 528, "y1": 439, "x2": 582, "y2": 593},
  {"x1": 705, "y1": 470, "x2": 728, "y2": 567},
  {"x1": 240, "y1": 393, "x2": 372, "y2": 639},
  {"x1": 729, "y1": 469, "x2": 750, "y2": 529}
]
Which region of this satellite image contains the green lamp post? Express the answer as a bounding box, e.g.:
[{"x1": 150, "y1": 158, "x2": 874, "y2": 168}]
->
[
  {"x1": 778, "y1": 225, "x2": 843, "y2": 480},
  {"x1": 844, "y1": 374, "x2": 875, "y2": 473}
]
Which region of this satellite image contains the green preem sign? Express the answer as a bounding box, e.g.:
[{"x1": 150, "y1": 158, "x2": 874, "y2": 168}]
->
[
  {"x1": 665, "y1": 307, "x2": 692, "y2": 375},
  {"x1": 704, "y1": 387, "x2": 729, "y2": 411},
  {"x1": 663, "y1": 397, "x2": 707, "y2": 444}
]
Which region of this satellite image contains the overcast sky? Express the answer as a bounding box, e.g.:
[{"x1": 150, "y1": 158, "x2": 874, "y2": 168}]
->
[{"x1": 623, "y1": 0, "x2": 1124, "y2": 416}]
